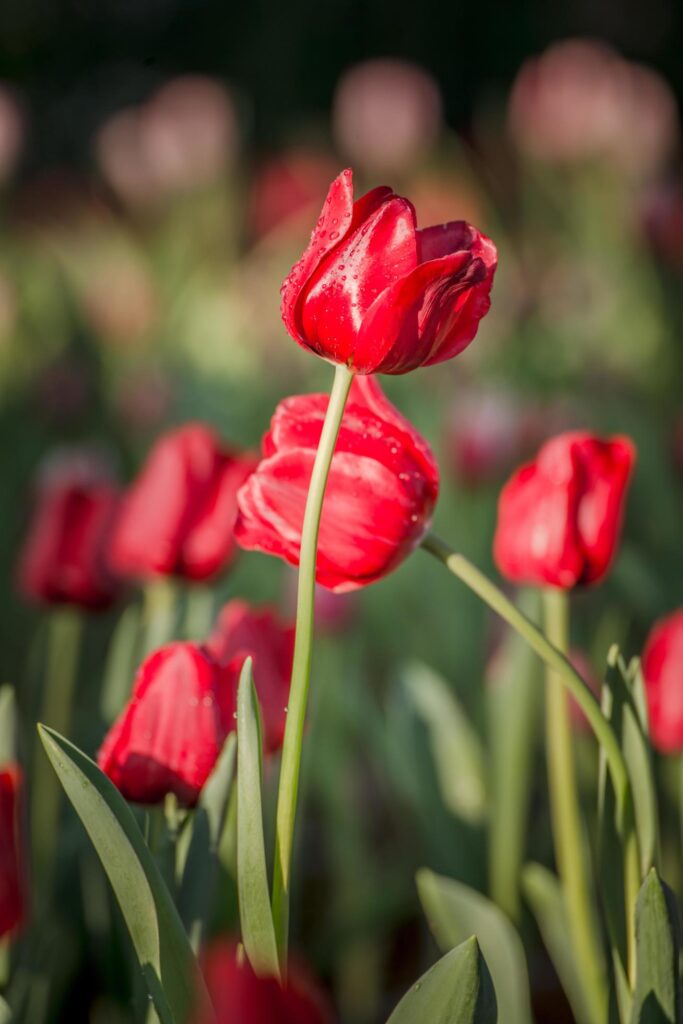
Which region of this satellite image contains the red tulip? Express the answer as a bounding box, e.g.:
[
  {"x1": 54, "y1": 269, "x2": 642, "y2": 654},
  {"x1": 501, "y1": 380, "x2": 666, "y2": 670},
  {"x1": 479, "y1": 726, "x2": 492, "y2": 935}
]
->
[
  {"x1": 234, "y1": 376, "x2": 439, "y2": 592},
  {"x1": 280, "y1": 168, "x2": 496, "y2": 375},
  {"x1": 494, "y1": 431, "x2": 635, "y2": 589},
  {"x1": 197, "y1": 940, "x2": 332, "y2": 1024},
  {"x1": 17, "y1": 450, "x2": 120, "y2": 609},
  {"x1": 98, "y1": 642, "x2": 236, "y2": 806},
  {"x1": 206, "y1": 600, "x2": 294, "y2": 753},
  {"x1": 642, "y1": 609, "x2": 683, "y2": 754},
  {"x1": 0, "y1": 765, "x2": 25, "y2": 938},
  {"x1": 109, "y1": 424, "x2": 255, "y2": 583}
]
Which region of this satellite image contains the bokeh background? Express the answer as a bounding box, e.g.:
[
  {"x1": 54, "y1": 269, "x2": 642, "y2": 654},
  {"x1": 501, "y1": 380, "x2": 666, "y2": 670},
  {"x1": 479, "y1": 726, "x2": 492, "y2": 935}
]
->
[{"x1": 2, "y1": 0, "x2": 683, "y2": 1021}]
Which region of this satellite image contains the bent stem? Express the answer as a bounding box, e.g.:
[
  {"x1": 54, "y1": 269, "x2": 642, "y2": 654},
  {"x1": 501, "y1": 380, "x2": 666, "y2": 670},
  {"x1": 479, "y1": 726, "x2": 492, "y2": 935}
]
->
[
  {"x1": 271, "y1": 362, "x2": 354, "y2": 970},
  {"x1": 543, "y1": 589, "x2": 606, "y2": 1023},
  {"x1": 420, "y1": 533, "x2": 635, "y2": 859}
]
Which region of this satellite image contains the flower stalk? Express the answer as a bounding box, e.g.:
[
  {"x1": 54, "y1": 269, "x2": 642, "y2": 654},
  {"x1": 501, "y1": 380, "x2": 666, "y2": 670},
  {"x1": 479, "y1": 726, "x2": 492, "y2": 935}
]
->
[
  {"x1": 271, "y1": 362, "x2": 354, "y2": 969},
  {"x1": 543, "y1": 588, "x2": 606, "y2": 1023}
]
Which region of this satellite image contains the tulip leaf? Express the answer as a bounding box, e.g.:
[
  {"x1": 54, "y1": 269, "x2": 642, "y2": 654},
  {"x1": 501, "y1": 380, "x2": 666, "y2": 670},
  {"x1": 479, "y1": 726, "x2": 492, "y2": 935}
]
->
[
  {"x1": 236, "y1": 657, "x2": 280, "y2": 979},
  {"x1": 598, "y1": 646, "x2": 659, "y2": 982},
  {"x1": 630, "y1": 868, "x2": 681, "y2": 1024},
  {"x1": 522, "y1": 863, "x2": 592, "y2": 1024},
  {"x1": 417, "y1": 869, "x2": 531, "y2": 1024},
  {"x1": 178, "y1": 731, "x2": 237, "y2": 951},
  {"x1": 100, "y1": 603, "x2": 141, "y2": 724},
  {"x1": 487, "y1": 590, "x2": 542, "y2": 921},
  {"x1": 401, "y1": 661, "x2": 487, "y2": 825},
  {"x1": 386, "y1": 936, "x2": 497, "y2": 1024},
  {"x1": 37, "y1": 725, "x2": 208, "y2": 1024}
]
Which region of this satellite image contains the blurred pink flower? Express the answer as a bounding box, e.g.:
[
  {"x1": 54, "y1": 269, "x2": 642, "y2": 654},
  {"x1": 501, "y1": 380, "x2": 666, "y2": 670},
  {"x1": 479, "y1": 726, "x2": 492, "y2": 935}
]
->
[
  {"x1": 642, "y1": 184, "x2": 683, "y2": 270},
  {"x1": 115, "y1": 368, "x2": 174, "y2": 432},
  {"x1": 82, "y1": 256, "x2": 158, "y2": 344},
  {"x1": 95, "y1": 76, "x2": 238, "y2": 207},
  {"x1": 35, "y1": 357, "x2": 93, "y2": 426},
  {"x1": 444, "y1": 388, "x2": 535, "y2": 488},
  {"x1": 508, "y1": 39, "x2": 678, "y2": 178},
  {"x1": 332, "y1": 59, "x2": 443, "y2": 174},
  {"x1": 0, "y1": 85, "x2": 24, "y2": 186},
  {"x1": 248, "y1": 149, "x2": 338, "y2": 239}
]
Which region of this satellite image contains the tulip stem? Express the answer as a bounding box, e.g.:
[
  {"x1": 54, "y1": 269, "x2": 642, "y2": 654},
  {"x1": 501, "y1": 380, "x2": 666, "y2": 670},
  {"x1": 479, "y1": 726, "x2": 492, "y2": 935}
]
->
[
  {"x1": 543, "y1": 588, "x2": 606, "y2": 1023},
  {"x1": 271, "y1": 362, "x2": 354, "y2": 971},
  {"x1": 33, "y1": 608, "x2": 82, "y2": 889},
  {"x1": 420, "y1": 533, "x2": 634, "y2": 851}
]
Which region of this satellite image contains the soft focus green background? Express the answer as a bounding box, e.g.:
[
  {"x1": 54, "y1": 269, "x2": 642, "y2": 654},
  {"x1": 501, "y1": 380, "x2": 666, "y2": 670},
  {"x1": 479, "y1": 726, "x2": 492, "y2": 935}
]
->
[{"x1": 1, "y1": 2, "x2": 683, "y2": 1021}]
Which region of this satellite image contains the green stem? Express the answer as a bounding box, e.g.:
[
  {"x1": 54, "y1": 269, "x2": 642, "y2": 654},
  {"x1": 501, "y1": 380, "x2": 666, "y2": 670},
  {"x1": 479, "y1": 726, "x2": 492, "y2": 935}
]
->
[
  {"x1": 543, "y1": 589, "x2": 606, "y2": 1023},
  {"x1": 32, "y1": 608, "x2": 82, "y2": 885},
  {"x1": 142, "y1": 578, "x2": 177, "y2": 656},
  {"x1": 420, "y1": 533, "x2": 633, "y2": 839},
  {"x1": 271, "y1": 363, "x2": 354, "y2": 969}
]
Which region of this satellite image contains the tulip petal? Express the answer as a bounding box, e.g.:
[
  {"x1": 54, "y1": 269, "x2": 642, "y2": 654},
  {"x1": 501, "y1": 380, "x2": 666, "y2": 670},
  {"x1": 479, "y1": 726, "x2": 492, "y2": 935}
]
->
[
  {"x1": 353, "y1": 246, "x2": 492, "y2": 374},
  {"x1": 571, "y1": 435, "x2": 635, "y2": 584},
  {"x1": 298, "y1": 194, "x2": 418, "y2": 365},
  {"x1": 280, "y1": 168, "x2": 356, "y2": 346},
  {"x1": 235, "y1": 448, "x2": 434, "y2": 592}
]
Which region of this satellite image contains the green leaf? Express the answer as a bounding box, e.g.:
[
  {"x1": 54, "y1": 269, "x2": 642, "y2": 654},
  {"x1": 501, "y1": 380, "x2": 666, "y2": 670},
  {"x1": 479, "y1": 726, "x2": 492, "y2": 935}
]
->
[
  {"x1": 37, "y1": 725, "x2": 208, "y2": 1024},
  {"x1": 630, "y1": 868, "x2": 681, "y2": 1024},
  {"x1": 100, "y1": 603, "x2": 141, "y2": 724},
  {"x1": 178, "y1": 732, "x2": 237, "y2": 951},
  {"x1": 236, "y1": 658, "x2": 279, "y2": 979},
  {"x1": 0, "y1": 686, "x2": 17, "y2": 762},
  {"x1": 598, "y1": 646, "x2": 660, "y2": 987},
  {"x1": 417, "y1": 869, "x2": 531, "y2": 1024},
  {"x1": 522, "y1": 863, "x2": 592, "y2": 1024},
  {"x1": 386, "y1": 936, "x2": 497, "y2": 1024},
  {"x1": 487, "y1": 589, "x2": 542, "y2": 921},
  {"x1": 401, "y1": 661, "x2": 487, "y2": 825}
]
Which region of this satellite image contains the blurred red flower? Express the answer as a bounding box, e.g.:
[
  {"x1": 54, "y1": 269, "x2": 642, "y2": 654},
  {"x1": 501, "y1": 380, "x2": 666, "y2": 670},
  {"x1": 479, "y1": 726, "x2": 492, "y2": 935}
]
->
[
  {"x1": 98, "y1": 642, "x2": 236, "y2": 806},
  {"x1": 493, "y1": 431, "x2": 635, "y2": 588},
  {"x1": 109, "y1": 424, "x2": 255, "y2": 583},
  {"x1": 18, "y1": 450, "x2": 120, "y2": 610},
  {"x1": 197, "y1": 940, "x2": 332, "y2": 1024},
  {"x1": 281, "y1": 168, "x2": 496, "y2": 375},
  {"x1": 642, "y1": 609, "x2": 683, "y2": 754},
  {"x1": 0, "y1": 765, "x2": 25, "y2": 939},
  {"x1": 235, "y1": 376, "x2": 438, "y2": 592},
  {"x1": 248, "y1": 149, "x2": 339, "y2": 240},
  {"x1": 99, "y1": 598, "x2": 294, "y2": 803},
  {"x1": 445, "y1": 388, "x2": 535, "y2": 488},
  {"x1": 206, "y1": 600, "x2": 294, "y2": 753}
]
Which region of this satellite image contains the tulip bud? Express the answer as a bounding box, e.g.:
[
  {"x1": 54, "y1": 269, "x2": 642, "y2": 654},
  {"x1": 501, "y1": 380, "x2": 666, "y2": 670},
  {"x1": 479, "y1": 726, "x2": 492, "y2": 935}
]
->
[
  {"x1": 206, "y1": 600, "x2": 294, "y2": 753},
  {"x1": 493, "y1": 431, "x2": 635, "y2": 589},
  {"x1": 196, "y1": 939, "x2": 332, "y2": 1024},
  {"x1": 642, "y1": 609, "x2": 683, "y2": 754},
  {"x1": 0, "y1": 765, "x2": 25, "y2": 939},
  {"x1": 17, "y1": 449, "x2": 120, "y2": 610},
  {"x1": 281, "y1": 168, "x2": 496, "y2": 375},
  {"x1": 109, "y1": 424, "x2": 256, "y2": 583},
  {"x1": 235, "y1": 376, "x2": 439, "y2": 592}
]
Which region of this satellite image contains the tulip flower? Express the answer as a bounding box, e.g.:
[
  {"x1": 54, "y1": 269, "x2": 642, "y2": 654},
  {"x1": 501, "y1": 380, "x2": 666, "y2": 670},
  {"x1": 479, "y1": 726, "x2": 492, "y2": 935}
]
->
[
  {"x1": 98, "y1": 642, "x2": 237, "y2": 806},
  {"x1": 642, "y1": 609, "x2": 683, "y2": 753},
  {"x1": 280, "y1": 168, "x2": 496, "y2": 375},
  {"x1": 17, "y1": 450, "x2": 120, "y2": 610},
  {"x1": 206, "y1": 599, "x2": 294, "y2": 753},
  {"x1": 0, "y1": 765, "x2": 25, "y2": 938},
  {"x1": 99, "y1": 599, "x2": 293, "y2": 804},
  {"x1": 196, "y1": 940, "x2": 332, "y2": 1024},
  {"x1": 109, "y1": 423, "x2": 255, "y2": 583},
  {"x1": 234, "y1": 375, "x2": 439, "y2": 591},
  {"x1": 494, "y1": 431, "x2": 635, "y2": 589}
]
